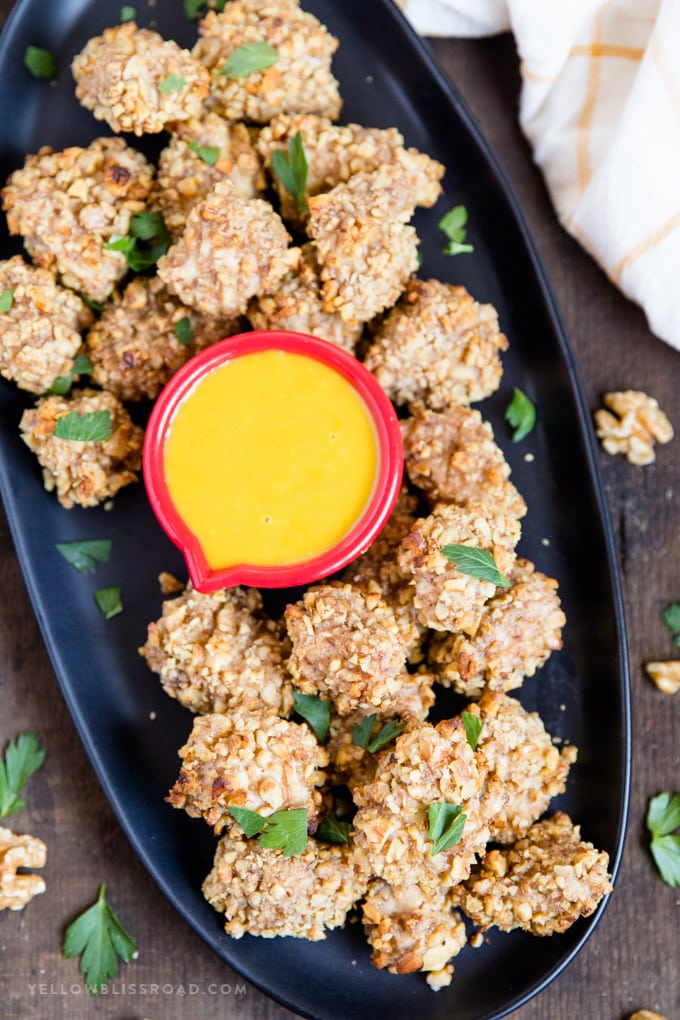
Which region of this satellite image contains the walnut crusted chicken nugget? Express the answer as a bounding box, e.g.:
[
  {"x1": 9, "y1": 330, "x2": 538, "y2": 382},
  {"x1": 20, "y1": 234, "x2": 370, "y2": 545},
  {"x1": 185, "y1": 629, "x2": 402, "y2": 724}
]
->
[
  {"x1": 193, "y1": 1, "x2": 341, "y2": 124},
  {"x1": 0, "y1": 255, "x2": 93, "y2": 394},
  {"x1": 71, "y1": 23, "x2": 210, "y2": 136},
  {"x1": 167, "y1": 712, "x2": 328, "y2": 834},
  {"x1": 466, "y1": 691, "x2": 576, "y2": 844},
  {"x1": 362, "y1": 879, "x2": 467, "y2": 989},
  {"x1": 19, "y1": 387, "x2": 143, "y2": 509},
  {"x1": 398, "y1": 502, "x2": 521, "y2": 634},
  {"x1": 455, "y1": 812, "x2": 612, "y2": 935},
  {"x1": 152, "y1": 115, "x2": 265, "y2": 240},
  {"x1": 2, "y1": 138, "x2": 154, "y2": 303},
  {"x1": 364, "y1": 278, "x2": 508, "y2": 412},
  {"x1": 247, "y1": 243, "x2": 362, "y2": 353},
  {"x1": 203, "y1": 833, "x2": 370, "y2": 940},
  {"x1": 87, "y1": 275, "x2": 241, "y2": 402},
  {"x1": 401, "y1": 408, "x2": 526, "y2": 520},
  {"x1": 285, "y1": 582, "x2": 407, "y2": 716},
  {"x1": 141, "y1": 582, "x2": 292, "y2": 717},
  {"x1": 307, "y1": 164, "x2": 420, "y2": 325},
  {"x1": 257, "y1": 113, "x2": 444, "y2": 226},
  {"x1": 156, "y1": 178, "x2": 298, "y2": 318},
  {"x1": 428, "y1": 559, "x2": 565, "y2": 697}
]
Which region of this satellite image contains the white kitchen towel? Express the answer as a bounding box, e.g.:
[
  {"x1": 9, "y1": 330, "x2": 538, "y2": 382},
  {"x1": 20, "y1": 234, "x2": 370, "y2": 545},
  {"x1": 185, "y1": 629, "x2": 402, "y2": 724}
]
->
[{"x1": 398, "y1": 0, "x2": 680, "y2": 350}]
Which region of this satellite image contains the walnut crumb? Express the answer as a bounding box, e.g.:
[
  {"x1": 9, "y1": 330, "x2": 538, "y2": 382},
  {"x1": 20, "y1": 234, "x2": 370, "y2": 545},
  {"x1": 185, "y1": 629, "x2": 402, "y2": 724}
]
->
[
  {"x1": 629, "y1": 1012, "x2": 669, "y2": 1020},
  {"x1": 158, "y1": 571, "x2": 184, "y2": 595},
  {"x1": 0, "y1": 827, "x2": 47, "y2": 910},
  {"x1": 645, "y1": 661, "x2": 680, "y2": 695},
  {"x1": 594, "y1": 390, "x2": 673, "y2": 465}
]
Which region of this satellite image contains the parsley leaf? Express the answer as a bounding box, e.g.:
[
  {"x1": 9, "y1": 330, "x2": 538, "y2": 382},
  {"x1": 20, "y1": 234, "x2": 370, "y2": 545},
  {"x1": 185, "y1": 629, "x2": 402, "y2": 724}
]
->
[
  {"x1": 189, "y1": 140, "x2": 221, "y2": 166},
  {"x1": 316, "y1": 813, "x2": 351, "y2": 845},
  {"x1": 505, "y1": 387, "x2": 536, "y2": 442},
  {"x1": 227, "y1": 805, "x2": 268, "y2": 837},
  {"x1": 351, "y1": 714, "x2": 405, "y2": 753},
  {"x1": 647, "y1": 792, "x2": 680, "y2": 887},
  {"x1": 351, "y1": 714, "x2": 376, "y2": 750},
  {"x1": 63, "y1": 884, "x2": 137, "y2": 994},
  {"x1": 0, "y1": 732, "x2": 46, "y2": 819},
  {"x1": 48, "y1": 354, "x2": 95, "y2": 396},
  {"x1": 120, "y1": 5, "x2": 136, "y2": 20},
  {"x1": 0, "y1": 289, "x2": 14, "y2": 312},
  {"x1": 74, "y1": 354, "x2": 94, "y2": 375},
  {"x1": 80, "y1": 294, "x2": 104, "y2": 313},
  {"x1": 56, "y1": 539, "x2": 112, "y2": 575},
  {"x1": 428, "y1": 802, "x2": 467, "y2": 856},
  {"x1": 129, "y1": 211, "x2": 166, "y2": 242},
  {"x1": 441, "y1": 544, "x2": 509, "y2": 586},
  {"x1": 53, "y1": 410, "x2": 112, "y2": 443},
  {"x1": 438, "y1": 205, "x2": 473, "y2": 256},
  {"x1": 24, "y1": 46, "x2": 57, "y2": 80},
  {"x1": 292, "y1": 690, "x2": 331, "y2": 743},
  {"x1": 219, "y1": 42, "x2": 279, "y2": 79},
  {"x1": 258, "y1": 808, "x2": 308, "y2": 856},
  {"x1": 271, "y1": 131, "x2": 308, "y2": 214},
  {"x1": 94, "y1": 588, "x2": 123, "y2": 620},
  {"x1": 461, "y1": 711, "x2": 484, "y2": 751},
  {"x1": 662, "y1": 602, "x2": 680, "y2": 637},
  {"x1": 173, "y1": 316, "x2": 194, "y2": 346},
  {"x1": 158, "y1": 73, "x2": 187, "y2": 95},
  {"x1": 104, "y1": 212, "x2": 170, "y2": 273}
]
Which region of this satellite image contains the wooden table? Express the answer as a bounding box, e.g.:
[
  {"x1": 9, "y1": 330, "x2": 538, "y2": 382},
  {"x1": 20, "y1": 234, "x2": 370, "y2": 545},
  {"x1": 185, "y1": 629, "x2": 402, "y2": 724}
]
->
[{"x1": 1, "y1": 5, "x2": 678, "y2": 1019}]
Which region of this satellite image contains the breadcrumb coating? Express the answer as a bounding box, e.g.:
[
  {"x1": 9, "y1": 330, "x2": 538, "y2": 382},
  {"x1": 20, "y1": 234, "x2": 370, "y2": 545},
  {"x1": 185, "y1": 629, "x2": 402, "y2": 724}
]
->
[
  {"x1": 307, "y1": 165, "x2": 419, "y2": 325},
  {"x1": 157, "y1": 178, "x2": 298, "y2": 317},
  {"x1": 467, "y1": 691, "x2": 576, "y2": 843},
  {"x1": 398, "y1": 502, "x2": 521, "y2": 634},
  {"x1": 285, "y1": 583, "x2": 407, "y2": 716},
  {"x1": 203, "y1": 833, "x2": 370, "y2": 940},
  {"x1": 594, "y1": 389, "x2": 673, "y2": 466},
  {"x1": 168, "y1": 712, "x2": 328, "y2": 834},
  {"x1": 455, "y1": 813, "x2": 612, "y2": 935},
  {"x1": 153, "y1": 115, "x2": 265, "y2": 240},
  {"x1": 364, "y1": 279, "x2": 508, "y2": 412},
  {"x1": 0, "y1": 827, "x2": 47, "y2": 911},
  {"x1": 343, "y1": 487, "x2": 426, "y2": 662},
  {"x1": 352, "y1": 718, "x2": 492, "y2": 891},
  {"x1": 19, "y1": 387, "x2": 143, "y2": 509},
  {"x1": 87, "y1": 275, "x2": 242, "y2": 401},
  {"x1": 141, "y1": 582, "x2": 292, "y2": 717},
  {"x1": 193, "y1": 1, "x2": 341, "y2": 124},
  {"x1": 72, "y1": 23, "x2": 210, "y2": 135},
  {"x1": 0, "y1": 255, "x2": 93, "y2": 394},
  {"x1": 401, "y1": 408, "x2": 526, "y2": 519},
  {"x1": 362, "y1": 879, "x2": 466, "y2": 988},
  {"x1": 2, "y1": 138, "x2": 154, "y2": 303},
  {"x1": 429, "y1": 559, "x2": 565, "y2": 696},
  {"x1": 247, "y1": 243, "x2": 362, "y2": 352},
  {"x1": 257, "y1": 113, "x2": 443, "y2": 226}
]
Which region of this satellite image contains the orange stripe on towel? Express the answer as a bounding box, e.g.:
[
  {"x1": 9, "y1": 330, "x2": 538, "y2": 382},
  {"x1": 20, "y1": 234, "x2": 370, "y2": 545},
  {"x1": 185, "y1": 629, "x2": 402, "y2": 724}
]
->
[
  {"x1": 650, "y1": 30, "x2": 680, "y2": 116},
  {"x1": 571, "y1": 43, "x2": 644, "y2": 61},
  {"x1": 576, "y1": 11, "x2": 606, "y2": 194},
  {"x1": 610, "y1": 212, "x2": 680, "y2": 284}
]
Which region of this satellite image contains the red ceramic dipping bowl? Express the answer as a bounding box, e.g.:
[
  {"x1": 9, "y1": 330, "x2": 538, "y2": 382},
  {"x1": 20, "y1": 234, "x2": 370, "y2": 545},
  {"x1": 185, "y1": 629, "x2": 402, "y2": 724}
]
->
[{"x1": 143, "y1": 330, "x2": 404, "y2": 592}]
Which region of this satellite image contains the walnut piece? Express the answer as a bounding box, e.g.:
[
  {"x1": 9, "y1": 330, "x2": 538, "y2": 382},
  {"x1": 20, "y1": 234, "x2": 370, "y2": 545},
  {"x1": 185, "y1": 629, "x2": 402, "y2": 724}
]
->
[
  {"x1": 0, "y1": 827, "x2": 47, "y2": 911},
  {"x1": 644, "y1": 661, "x2": 680, "y2": 695},
  {"x1": 594, "y1": 390, "x2": 673, "y2": 465},
  {"x1": 629, "y1": 1012, "x2": 669, "y2": 1020}
]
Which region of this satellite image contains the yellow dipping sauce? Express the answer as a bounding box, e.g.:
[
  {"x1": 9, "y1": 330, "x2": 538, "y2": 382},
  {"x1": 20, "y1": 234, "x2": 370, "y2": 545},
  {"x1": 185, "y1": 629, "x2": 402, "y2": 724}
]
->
[{"x1": 163, "y1": 349, "x2": 379, "y2": 569}]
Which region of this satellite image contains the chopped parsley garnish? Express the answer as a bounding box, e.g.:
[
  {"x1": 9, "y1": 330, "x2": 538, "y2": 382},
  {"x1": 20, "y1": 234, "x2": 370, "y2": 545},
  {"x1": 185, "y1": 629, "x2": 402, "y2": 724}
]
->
[
  {"x1": 56, "y1": 539, "x2": 112, "y2": 575},
  {"x1": 63, "y1": 884, "x2": 137, "y2": 994},
  {"x1": 120, "y1": 5, "x2": 136, "y2": 20},
  {"x1": 0, "y1": 289, "x2": 14, "y2": 312},
  {"x1": 351, "y1": 714, "x2": 406, "y2": 753},
  {"x1": 158, "y1": 73, "x2": 188, "y2": 95},
  {"x1": 461, "y1": 711, "x2": 484, "y2": 751},
  {"x1": 292, "y1": 690, "x2": 330, "y2": 743},
  {"x1": 189, "y1": 140, "x2": 221, "y2": 166},
  {"x1": 104, "y1": 211, "x2": 170, "y2": 272},
  {"x1": 316, "y1": 813, "x2": 351, "y2": 845},
  {"x1": 428, "y1": 802, "x2": 467, "y2": 856},
  {"x1": 227, "y1": 806, "x2": 308, "y2": 856},
  {"x1": 94, "y1": 587, "x2": 123, "y2": 620},
  {"x1": 219, "y1": 42, "x2": 279, "y2": 80},
  {"x1": 53, "y1": 410, "x2": 112, "y2": 443},
  {"x1": 184, "y1": 0, "x2": 228, "y2": 16},
  {"x1": 505, "y1": 387, "x2": 536, "y2": 442},
  {"x1": 271, "y1": 131, "x2": 308, "y2": 215},
  {"x1": 440, "y1": 544, "x2": 509, "y2": 587},
  {"x1": 662, "y1": 603, "x2": 680, "y2": 647},
  {"x1": 80, "y1": 294, "x2": 104, "y2": 313},
  {"x1": 173, "y1": 316, "x2": 194, "y2": 346},
  {"x1": 24, "y1": 45, "x2": 57, "y2": 80},
  {"x1": 438, "y1": 205, "x2": 473, "y2": 256},
  {"x1": 647, "y1": 792, "x2": 680, "y2": 888},
  {"x1": 0, "y1": 732, "x2": 46, "y2": 819},
  {"x1": 48, "y1": 355, "x2": 94, "y2": 396}
]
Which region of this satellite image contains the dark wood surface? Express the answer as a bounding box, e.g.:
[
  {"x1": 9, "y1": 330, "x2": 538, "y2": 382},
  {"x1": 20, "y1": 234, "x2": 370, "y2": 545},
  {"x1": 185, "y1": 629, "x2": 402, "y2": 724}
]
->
[{"x1": 1, "y1": 5, "x2": 678, "y2": 1019}]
